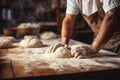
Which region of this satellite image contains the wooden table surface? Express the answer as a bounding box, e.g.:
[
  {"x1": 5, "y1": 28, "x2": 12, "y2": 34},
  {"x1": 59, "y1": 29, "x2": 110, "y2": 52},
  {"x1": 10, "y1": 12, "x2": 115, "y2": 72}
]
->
[{"x1": 0, "y1": 38, "x2": 120, "y2": 80}]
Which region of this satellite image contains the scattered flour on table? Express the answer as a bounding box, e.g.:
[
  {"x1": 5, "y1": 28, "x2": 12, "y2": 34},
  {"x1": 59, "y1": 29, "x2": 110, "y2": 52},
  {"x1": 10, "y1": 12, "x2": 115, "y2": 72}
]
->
[{"x1": 1, "y1": 49, "x2": 120, "y2": 73}]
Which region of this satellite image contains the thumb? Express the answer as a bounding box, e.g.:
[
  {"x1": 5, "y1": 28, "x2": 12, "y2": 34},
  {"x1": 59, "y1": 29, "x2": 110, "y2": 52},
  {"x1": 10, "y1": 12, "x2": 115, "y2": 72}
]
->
[
  {"x1": 64, "y1": 44, "x2": 68, "y2": 48},
  {"x1": 64, "y1": 44, "x2": 71, "y2": 50}
]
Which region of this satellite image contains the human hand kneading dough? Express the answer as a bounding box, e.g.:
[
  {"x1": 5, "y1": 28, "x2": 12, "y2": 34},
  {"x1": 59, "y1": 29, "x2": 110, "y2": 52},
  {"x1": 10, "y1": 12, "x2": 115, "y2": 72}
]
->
[
  {"x1": 45, "y1": 43, "x2": 69, "y2": 54},
  {"x1": 71, "y1": 46, "x2": 95, "y2": 58}
]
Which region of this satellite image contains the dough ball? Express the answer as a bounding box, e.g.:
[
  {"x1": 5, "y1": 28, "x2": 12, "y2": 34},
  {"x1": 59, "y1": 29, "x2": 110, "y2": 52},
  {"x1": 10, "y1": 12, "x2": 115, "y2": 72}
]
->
[
  {"x1": 31, "y1": 23, "x2": 40, "y2": 28},
  {"x1": 0, "y1": 39, "x2": 12, "y2": 48},
  {"x1": 17, "y1": 23, "x2": 40, "y2": 28},
  {"x1": 19, "y1": 36, "x2": 43, "y2": 48},
  {"x1": 17, "y1": 23, "x2": 26, "y2": 28},
  {"x1": 25, "y1": 23, "x2": 31, "y2": 28},
  {"x1": 40, "y1": 31, "x2": 57, "y2": 40},
  {"x1": 50, "y1": 47, "x2": 71, "y2": 58},
  {"x1": 0, "y1": 36, "x2": 16, "y2": 42},
  {"x1": 24, "y1": 35, "x2": 37, "y2": 40}
]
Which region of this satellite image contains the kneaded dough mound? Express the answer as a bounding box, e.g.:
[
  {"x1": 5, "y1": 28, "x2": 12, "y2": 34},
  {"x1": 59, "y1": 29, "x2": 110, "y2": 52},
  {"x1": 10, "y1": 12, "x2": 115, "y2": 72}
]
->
[
  {"x1": 0, "y1": 39, "x2": 12, "y2": 48},
  {"x1": 49, "y1": 47, "x2": 71, "y2": 58},
  {"x1": 40, "y1": 31, "x2": 57, "y2": 40},
  {"x1": 19, "y1": 36, "x2": 43, "y2": 48}
]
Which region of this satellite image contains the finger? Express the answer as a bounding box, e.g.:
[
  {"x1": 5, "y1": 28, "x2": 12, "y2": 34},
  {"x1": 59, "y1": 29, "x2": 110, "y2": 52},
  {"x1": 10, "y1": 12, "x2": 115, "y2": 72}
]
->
[
  {"x1": 46, "y1": 44, "x2": 60, "y2": 53},
  {"x1": 45, "y1": 47, "x2": 51, "y2": 54},
  {"x1": 64, "y1": 45, "x2": 71, "y2": 50},
  {"x1": 81, "y1": 50, "x2": 87, "y2": 56},
  {"x1": 51, "y1": 45, "x2": 56, "y2": 53},
  {"x1": 71, "y1": 52, "x2": 74, "y2": 56},
  {"x1": 77, "y1": 56, "x2": 82, "y2": 59},
  {"x1": 45, "y1": 46, "x2": 54, "y2": 53},
  {"x1": 71, "y1": 49, "x2": 76, "y2": 56},
  {"x1": 46, "y1": 43, "x2": 65, "y2": 53},
  {"x1": 64, "y1": 44, "x2": 68, "y2": 48},
  {"x1": 51, "y1": 44, "x2": 62, "y2": 53},
  {"x1": 82, "y1": 46, "x2": 94, "y2": 56},
  {"x1": 74, "y1": 52, "x2": 80, "y2": 58}
]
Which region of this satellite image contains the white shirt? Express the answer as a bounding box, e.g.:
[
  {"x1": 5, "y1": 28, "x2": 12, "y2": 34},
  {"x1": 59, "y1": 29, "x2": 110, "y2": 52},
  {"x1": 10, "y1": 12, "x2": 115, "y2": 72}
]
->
[{"x1": 66, "y1": 0, "x2": 120, "y2": 17}]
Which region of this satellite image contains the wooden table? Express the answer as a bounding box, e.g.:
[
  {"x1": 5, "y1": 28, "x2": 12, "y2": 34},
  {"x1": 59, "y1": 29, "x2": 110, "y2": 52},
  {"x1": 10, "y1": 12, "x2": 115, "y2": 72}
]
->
[{"x1": 0, "y1": 38, "x2": 120, "y2": 80}]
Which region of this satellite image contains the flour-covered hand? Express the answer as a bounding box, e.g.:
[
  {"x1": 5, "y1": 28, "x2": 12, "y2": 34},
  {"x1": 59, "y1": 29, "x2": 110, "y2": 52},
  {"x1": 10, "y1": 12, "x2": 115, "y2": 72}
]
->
[
  {"x1": 71, "y1": 46, "x2": 94, "y2": 58},
  {"x1": 45, "y1": 42, "x2": 69, "y2": 54}
]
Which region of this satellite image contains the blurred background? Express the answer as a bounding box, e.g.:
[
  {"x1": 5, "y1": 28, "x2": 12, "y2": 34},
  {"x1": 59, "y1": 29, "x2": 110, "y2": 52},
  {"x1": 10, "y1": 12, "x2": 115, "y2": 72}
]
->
[{"x1": 0, "y1": 0, "x2": 94, "y2": 44}]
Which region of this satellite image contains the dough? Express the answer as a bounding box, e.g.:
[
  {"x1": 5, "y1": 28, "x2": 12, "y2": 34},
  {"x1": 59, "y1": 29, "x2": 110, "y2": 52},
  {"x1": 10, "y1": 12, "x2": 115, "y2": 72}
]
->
[
  {"x1": 24, "y1": 35, "x2": 37, "y2": 39},
  {"x1": 0, "y1": 39, "x2": 12, "y2": 48},
  {"x1": 0, "y1": 36, "x2": 16, "y2": 42},
  {"x1": 31, "y1": 23, "x2": 40, "y2": 28},
  {"x1": 19, "y1": 36, "x2": 43, "y2": 48},
  {"x1": 17, "y1": 23, "x2": 26, "y2": 28},
  {"x1": 17, "y1": 23, "x2": 40, "y2": 28},
  {"x1": 40, "y1": 31, "x2": 57, "y2": 40},
  {"x1": 46, "y1": 46, "x2": 71, "y2": 58},
  {"x1": 17, "y1": 23, "x2": 40, "y2": 38},
  {"x1": 25, "y1": 23, "x2": 31, "y2": 28}
]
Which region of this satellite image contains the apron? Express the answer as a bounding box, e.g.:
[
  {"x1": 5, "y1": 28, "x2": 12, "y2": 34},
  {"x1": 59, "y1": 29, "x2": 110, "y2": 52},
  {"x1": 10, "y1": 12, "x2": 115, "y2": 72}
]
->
[{"x1": 79, "y1": 0, "x2": 120, "y2": 53}]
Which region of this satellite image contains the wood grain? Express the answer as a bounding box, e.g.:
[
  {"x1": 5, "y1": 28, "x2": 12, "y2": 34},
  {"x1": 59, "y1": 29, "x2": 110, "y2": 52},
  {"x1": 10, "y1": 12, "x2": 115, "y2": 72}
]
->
[
  {"x1": 0, "y1": 60, "x2": 14, "y2": 79},
  {"x1": 32, "y1": 62, "x2": 56, "y2": 77},
  {"x1": 0, "y1": 38, "x2": 120, "y2": 80},
  {"x1": 11, "y1": 60, "x2": 33, "y2": 78}
]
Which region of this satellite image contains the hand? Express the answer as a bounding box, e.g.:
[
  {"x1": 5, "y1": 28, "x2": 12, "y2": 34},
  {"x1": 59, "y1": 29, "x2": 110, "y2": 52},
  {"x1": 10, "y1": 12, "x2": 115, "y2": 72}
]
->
[
  {"x1": 71, "y1": 46, "x2": 95, "y2": 58},
  {"x1": 45, "y1": 42, "x2": 69, "y2": 54}
]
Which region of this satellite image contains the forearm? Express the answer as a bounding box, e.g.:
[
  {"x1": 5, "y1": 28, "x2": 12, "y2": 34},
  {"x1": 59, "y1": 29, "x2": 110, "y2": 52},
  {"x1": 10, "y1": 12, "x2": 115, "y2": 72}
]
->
[
  {"x1": 61, "y1": 20, "x2": 72, "y2": 44},
  {"x1": 61, "y1": 14, "x2": 76, "y2": 44},
  {"x1": 91, "y1": 15, "x2": 114, "y2": 53},
  {"x1": 91, "y1": 7, "x2": 120, "y2": 53}
]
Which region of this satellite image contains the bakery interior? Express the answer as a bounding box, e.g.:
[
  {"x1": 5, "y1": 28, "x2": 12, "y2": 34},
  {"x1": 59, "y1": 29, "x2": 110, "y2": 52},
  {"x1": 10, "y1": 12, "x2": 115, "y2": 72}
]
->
[
  {"x1": 0, "y1": 0, "x2": 94, "y2": 44},
  {"x1": 0, "y1": 0, "x2": 120, "y2": 80}
]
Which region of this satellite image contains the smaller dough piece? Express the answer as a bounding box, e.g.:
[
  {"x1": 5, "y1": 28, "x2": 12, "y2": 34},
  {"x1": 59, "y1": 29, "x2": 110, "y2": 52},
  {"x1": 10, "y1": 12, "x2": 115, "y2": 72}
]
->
[
  {"x1": 17, "y1": 23, "x2": 40, "y2": 28},
  {"x1": 24, "y1": 35, "x2": 37, "y2": 39},
  {"x1": 17, "y1": 23, "x2": 26, "y2": 28},
  {"x1": 45, "y1": 46, "x2": 71, "y2": 58},
  {"x1": 0, "y1": 36, "x2": 16, "y2": 42},
  {"x1": 19, "y1": 35, "x2": 43, "y2": 48},
  {"x1": 40, "y1": 31, "x2": 57, "y2": 40},
  {"x1": 0, "y1": 39, "x2": 13, "y2": 48}
]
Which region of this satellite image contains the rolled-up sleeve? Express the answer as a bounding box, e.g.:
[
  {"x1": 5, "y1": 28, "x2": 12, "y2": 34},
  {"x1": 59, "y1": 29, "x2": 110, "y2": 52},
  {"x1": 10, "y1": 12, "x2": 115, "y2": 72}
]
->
[
  {"x1": 101, "y1": 0, "x2": 120, "y2": 13},
  {"x1": 66, "y1": 0, "x2": 79, "y2": 15}
]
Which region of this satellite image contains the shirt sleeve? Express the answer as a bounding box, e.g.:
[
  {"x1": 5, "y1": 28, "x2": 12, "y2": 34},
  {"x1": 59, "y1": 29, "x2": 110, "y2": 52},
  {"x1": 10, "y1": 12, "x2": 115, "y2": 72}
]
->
[
  {"x1": 101, "y1": 0, "x2": 120, "y2": 13},
  {"x1": 66, "y1": 0, "x2": 79, "y2": 15}
]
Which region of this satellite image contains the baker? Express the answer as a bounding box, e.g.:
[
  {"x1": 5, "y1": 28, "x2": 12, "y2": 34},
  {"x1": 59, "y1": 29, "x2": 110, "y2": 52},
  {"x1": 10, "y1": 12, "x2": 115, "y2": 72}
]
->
[{"x1": 46, "y1": 0, "x2": 120, "y2": 58}]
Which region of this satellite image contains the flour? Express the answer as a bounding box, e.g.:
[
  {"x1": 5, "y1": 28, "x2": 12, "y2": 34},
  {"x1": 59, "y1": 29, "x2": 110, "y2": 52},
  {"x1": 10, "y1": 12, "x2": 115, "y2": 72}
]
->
[
  {"x1": 1, "y1": 40, "x2": 120, "y2": 73},
  {"x1": 1, "y1": 49, "x2": 120, "y2": 73}
]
